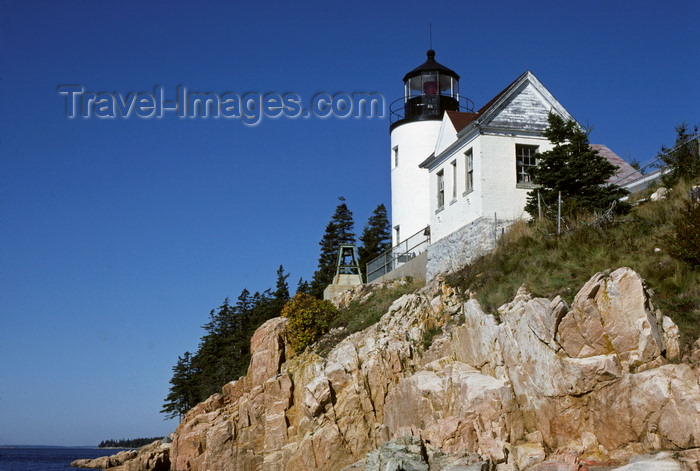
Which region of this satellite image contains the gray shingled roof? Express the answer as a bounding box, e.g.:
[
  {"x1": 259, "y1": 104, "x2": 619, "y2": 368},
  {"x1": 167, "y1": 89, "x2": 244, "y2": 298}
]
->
[{"x1": 590, "y1": 144, "x2": 643, "y2": 186}]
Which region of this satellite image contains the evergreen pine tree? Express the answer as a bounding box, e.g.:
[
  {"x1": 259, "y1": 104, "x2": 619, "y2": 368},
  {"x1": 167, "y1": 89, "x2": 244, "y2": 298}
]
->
[
  {"x1": 667, "y1": 198, "x2": 700, "y2": 267},
  {"x1": 524, "y1": 113, "x2": 628, "y2": 218},
  {"x1": 658, "y1": 122, "x2": 700, "y2": 187},
  {"x1": 234, "y1": 289, "x2": 252, "y2": 314},
  {"x1": 162, "y1": 266, "x2": 294, "y2": 417},
  {"x1": 310, "y1": 197, "x2": 355, "y2": 298},
  {"x1": 255, "y1": 265, "x2": 290, "y2": 323},
  {"x1": 358, "y1": 203, "x2": 392, "y2": 280},
  {"x1": 332, "y1": 197, "x2": 356, "y2": 246},
  {"x1": 161, "y1": 351, "x2": 197, "y2": 419},
  {"x1": 230, "y1": 289, "x2": 254, "y2": 367},
  {"x1": 190, "y1": 298, "x2": 239, "y2": 399},
  {"x1": 273, "y1": 265, "x2": 290, "y2": 302},
  {"x1": 296, "y1": 277, "x2": 312, "y2": 295}
]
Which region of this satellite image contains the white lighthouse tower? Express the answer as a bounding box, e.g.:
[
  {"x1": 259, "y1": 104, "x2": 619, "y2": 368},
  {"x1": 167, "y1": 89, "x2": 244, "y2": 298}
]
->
[{"x1": 389, "y1": 50, "x2": 469, "y2": 246}]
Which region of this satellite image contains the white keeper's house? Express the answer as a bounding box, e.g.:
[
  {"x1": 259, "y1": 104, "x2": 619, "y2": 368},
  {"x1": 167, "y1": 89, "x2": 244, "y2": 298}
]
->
[{"x1": 369, "y1": 50, "x2": 643, "y2": 282}]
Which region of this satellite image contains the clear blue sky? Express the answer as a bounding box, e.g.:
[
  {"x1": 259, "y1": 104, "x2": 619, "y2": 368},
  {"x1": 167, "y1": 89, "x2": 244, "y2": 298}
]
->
[{"x1": 1, "y1": 0, "x2": 697, "y2": 446}]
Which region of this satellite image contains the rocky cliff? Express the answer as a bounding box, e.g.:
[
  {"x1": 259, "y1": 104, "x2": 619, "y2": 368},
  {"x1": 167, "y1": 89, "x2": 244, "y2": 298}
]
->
[
  {"x1": 72, "y1": 440, "x2": 170, "y2": 470},
  {"x1": 167, "y1": 267, "x2": 699, "y2": 470}
]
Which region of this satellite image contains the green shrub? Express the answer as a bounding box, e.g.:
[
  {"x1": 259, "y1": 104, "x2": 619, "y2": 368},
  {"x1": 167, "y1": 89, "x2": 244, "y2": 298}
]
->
[
  {"x1": 281, "y1": 293, "x2": 338, "y2": 351},
  {"x1": 668, "y1": 199, "x2": 700, "y2": 268}
]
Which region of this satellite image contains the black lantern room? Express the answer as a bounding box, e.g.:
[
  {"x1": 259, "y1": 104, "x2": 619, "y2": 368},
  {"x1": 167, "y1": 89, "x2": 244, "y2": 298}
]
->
[{"x1": 390, "y1": 50, "x2": 471, "y2": 131}]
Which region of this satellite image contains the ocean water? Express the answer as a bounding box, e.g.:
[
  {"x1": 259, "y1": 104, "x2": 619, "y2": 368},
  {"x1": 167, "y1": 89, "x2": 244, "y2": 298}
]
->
[{"x1": 0, "y1": 446, "x2": 129, "y2": 471}]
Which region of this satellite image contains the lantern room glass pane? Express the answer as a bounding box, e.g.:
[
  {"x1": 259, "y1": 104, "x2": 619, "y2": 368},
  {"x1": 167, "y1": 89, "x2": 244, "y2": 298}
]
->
[
  {"x1": 422, "y1": 73, "x2": 438, "y2": 95},
  {"x1": 406, "y1": 75, "x2": 459, "y2": 97},
  {"x1": 439, "y1": 75, "x2": 459, "y2": 97},
  {"x1": 439, "y1": 75, "x2": 451, "y2": 93},
  {"x1": 408, "y1": 76, "x2": 422, "y2": 95}
]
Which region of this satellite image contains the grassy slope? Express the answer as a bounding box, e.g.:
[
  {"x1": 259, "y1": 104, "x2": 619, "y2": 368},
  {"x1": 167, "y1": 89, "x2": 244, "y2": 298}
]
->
[
  {"x1": 315, "y1": 278, "x2": 423, "y2": 356},
  {"x1": 322, "y1": 181, "x2": 698, "y2": 356},
  {"x1": 445, "y1": 181, "x2": 700, "y2": 350}
]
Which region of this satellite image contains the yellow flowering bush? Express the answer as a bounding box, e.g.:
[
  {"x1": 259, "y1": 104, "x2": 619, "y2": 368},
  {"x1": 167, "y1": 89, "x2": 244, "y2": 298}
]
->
[{"x1": 281, "y1": 293, "x2": 338, "y2": 351}]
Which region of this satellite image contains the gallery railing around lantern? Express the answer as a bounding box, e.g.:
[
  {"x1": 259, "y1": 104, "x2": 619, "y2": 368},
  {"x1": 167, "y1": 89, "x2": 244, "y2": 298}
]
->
[{"x1": 389, "y1": 95, "x2": 474, "y2": 127}]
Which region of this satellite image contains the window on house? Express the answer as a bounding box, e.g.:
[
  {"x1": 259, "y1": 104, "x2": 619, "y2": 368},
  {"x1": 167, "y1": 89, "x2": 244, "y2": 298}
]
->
[
  {"x1": 394, "y1": 225, "x2": 400, "y2": 245},
  {"x1": 437, "y1": 170, "x2": 445, "y2": 209},
  {"x1": 451, "y1": 160, "x2": 457, "y2": 199},
  {"x1": 465, "y1": 148, "x2": 474, "y2": 193},
  {"x1": 393, "y1": 145, "x2": 399, "y2": 168},
  {"x1": 516, "y1": 144, "x2": 539, "y2": 184}
]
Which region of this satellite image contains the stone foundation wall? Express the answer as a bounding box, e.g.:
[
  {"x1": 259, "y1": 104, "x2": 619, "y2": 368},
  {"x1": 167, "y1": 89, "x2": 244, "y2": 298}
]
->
[{"x1": 426, "y1": 216, "x2": 515, "y2": 281}]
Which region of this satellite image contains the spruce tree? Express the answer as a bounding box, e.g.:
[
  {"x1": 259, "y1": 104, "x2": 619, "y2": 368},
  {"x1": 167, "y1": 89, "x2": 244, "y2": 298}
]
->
[
  {"x1": 310, "y1": 197, "x2": 355, "y2": 298},
  {"x1": 667, "y1": 199, "x2": 700, "y2": 267},
  {"x1": 273, "y1": 265, "x2": 290, "y2": 302},
  {"x1": 658, "y1": 122, "x2": 700, "y2": 187},
  {"x1": 358, "y1": 203, "x2": 391, "y2": 280},
  {"x1": 162, "y1": 267, "x2": 293, "y2": 417},
  {"x1": 296, "y1": 277, "x2": 312, "y2": 295},
  {"x1": 161, "y1": 352, "x2": 197, "y2": 419},
  {"x1": 524, "y1": 112, "x2": 628, "y2": 218},
  {"x1": 190, "y1": 298, "x2": 240, "y2": 399}
]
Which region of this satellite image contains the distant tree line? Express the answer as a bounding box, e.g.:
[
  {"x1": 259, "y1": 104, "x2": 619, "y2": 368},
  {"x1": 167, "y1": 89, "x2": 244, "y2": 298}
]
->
[
  {"x1": 98, "y1": 437, "x2": 163, "y2": 448},
  {"x1": 162, "y1": 198, "x2": 392, "y2": 419}
]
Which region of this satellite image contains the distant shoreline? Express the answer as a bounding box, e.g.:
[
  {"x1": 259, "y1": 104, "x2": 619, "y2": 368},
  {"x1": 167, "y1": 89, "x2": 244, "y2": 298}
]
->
[{"x1": 0, "y1": 445, "x2": 129, "y2": 449}]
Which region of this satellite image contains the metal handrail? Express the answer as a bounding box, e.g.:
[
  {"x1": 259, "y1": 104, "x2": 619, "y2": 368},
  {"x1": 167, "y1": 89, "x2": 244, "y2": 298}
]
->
[{"x1": 366, "y1": 226, "x2": 431, "y2": 282}]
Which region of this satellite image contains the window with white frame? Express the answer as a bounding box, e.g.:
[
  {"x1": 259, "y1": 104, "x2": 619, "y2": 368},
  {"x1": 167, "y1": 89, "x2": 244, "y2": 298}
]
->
[
  {"x1": 393, "y1": 145, "x2": 399, "y2": 168},
  {"x1": 451, "y1": 160, "x2": 457, "y2": 200},
  {"x1": 516, "y1": 144, "x2": 539, "y2": 184},
  {"x1": 465, "y1": 148, "x2": 474, "y2": 193},
  {"x1": 394, "y1": 225, "x2": 400, "y2": 245},
  {"x1": 437, "y1": 170, "x2": 445, "y2": 210}
]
